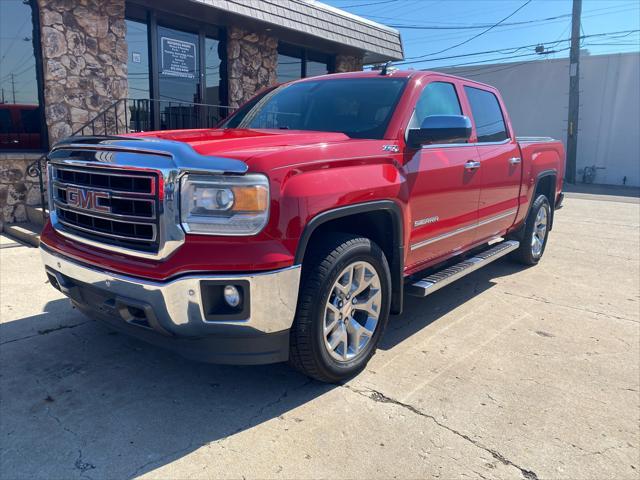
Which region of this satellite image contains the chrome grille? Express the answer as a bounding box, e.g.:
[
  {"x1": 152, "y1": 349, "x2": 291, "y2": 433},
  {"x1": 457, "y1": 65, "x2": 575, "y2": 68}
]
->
[
  {"x1": 54, "y1": 167, "x2": 155, "y2": 195},
  {"x1": 51, "y1": 165, "x2": 160, "y2": 252}
]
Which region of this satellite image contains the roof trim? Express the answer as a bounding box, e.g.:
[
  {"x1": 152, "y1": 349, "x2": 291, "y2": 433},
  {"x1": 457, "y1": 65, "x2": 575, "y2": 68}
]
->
[
  {"x1": 190, "y1": 0, "x2": 404, "y2": 62},
  {"x1": 304, "y1": 0, "x2": 400, "y2": 35}
]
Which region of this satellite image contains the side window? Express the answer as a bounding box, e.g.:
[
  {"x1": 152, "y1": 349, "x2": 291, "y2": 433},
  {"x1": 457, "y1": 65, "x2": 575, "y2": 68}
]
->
[
  {"x1": 464, "y1": 86, "x2": 509, "y2": 143},
  {"x1": 411, "y1": 81, "x2": 462, "y2": 129}
]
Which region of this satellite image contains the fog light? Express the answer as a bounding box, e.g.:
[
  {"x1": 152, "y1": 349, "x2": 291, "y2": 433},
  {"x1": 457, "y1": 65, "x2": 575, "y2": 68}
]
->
[{"x1": 223, "y1": 285, "x2": 241, "y2": 307}]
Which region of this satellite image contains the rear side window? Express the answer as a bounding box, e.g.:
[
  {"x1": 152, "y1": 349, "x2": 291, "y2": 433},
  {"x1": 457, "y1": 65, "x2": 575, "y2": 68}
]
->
[
  {"x1": 464, "y1": 86, "x2": 509, "y2": 143},
  {"x1": 411, "y1": 81, "x2": 461, "y2": 129},
  {"x1": 0, "y1": 109, "x2": 12, "y2": 133},
  {"x1": 20, "y1": 109, "x2": 40, "y2": 133}
]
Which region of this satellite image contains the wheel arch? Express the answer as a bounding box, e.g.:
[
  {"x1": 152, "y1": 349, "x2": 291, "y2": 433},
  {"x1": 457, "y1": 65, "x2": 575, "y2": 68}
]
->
[
  {"x1": 295, "y1": 200, "x2": 405, "y2": 315},
  {"x1": 533, "y1": 170, "x2": 557, "y2": 230}
]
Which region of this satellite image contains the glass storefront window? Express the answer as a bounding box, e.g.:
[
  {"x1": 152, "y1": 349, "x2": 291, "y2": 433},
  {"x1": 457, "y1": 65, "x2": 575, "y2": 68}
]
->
[
  {"x1": 306, "y1": 51, "x2": 330, "y2": 78},
  {"x1": 306, "y1": 61, "x2": 328, "y2": 78},
  {"x1": 277, "y1": 51, "x2": 303, "y2": 83},
  {"x1": 205, "y1": 37, "x2": 221, "y2": 106},
  {"x1": 126, "y1": 19, "x2": 150, "y2": 100},
  {"x1": 126, "y1": 18, "x2": 151, "y2": 132},
  {"x1": 277, "y1": 44, "x2": 332, "y2": 83},
  {"x1": 157, "y1": 25, "x2": 200, "y2": 105},
  {"x1": 124, "y1": 10, "x2": 225, "y2": 131},
  {"x1": 0, "y1": 0, "x2": 44, "y2": 150}
]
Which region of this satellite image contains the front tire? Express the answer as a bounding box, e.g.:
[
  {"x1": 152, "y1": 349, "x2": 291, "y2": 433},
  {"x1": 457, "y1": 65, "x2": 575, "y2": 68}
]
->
[
  {"x1": 511, "y1": 194, "x2": 551, "y2": 265},
  {"x1": 289, "y1": 234, "x2": 391, "y2": 383}
]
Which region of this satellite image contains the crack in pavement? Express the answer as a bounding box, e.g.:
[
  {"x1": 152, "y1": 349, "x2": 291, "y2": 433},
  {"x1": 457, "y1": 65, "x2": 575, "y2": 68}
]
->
[
  {"x1": 74, "y1": 449, "x2": 96, "y2": 475},
  {"x1": 344, "y1": 385, "x2": 539, "y2": 480},
  {"x1": 46, "y1": 406, "x2": 79, "y2": 439},
  {"x1": 502, "y1": 291, "x2": 639, "y2": 324},
  {"x1": 237, "y1": 378, "x2": 314, "y2": 433},
  {"x1": 553, "y1": 244, "x2": 637, "y2": 261},
  {"x1": 129, "y1": 443, "x2": 195, "y2": 479},
  {"x1": 127, "y1": 379, "x2": 314, "y2": 478},
  {"x1": 0, "y1": 320, "x2": 92, "y2": 346}
]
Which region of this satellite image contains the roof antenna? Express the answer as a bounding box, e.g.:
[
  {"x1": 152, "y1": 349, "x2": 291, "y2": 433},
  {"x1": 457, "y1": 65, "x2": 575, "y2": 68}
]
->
[{"x1": 380, "y1": 61, "x2": 397, "y2": 75}]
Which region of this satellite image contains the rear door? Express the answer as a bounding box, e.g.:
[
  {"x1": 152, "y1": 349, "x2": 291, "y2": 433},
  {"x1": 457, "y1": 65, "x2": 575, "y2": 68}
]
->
[
  {"x1": 463, "y1": 86, "x2": 521, "y2": 241},
  {"x1": 404, "y1": 79, "x2": 481, "y2": 269}
]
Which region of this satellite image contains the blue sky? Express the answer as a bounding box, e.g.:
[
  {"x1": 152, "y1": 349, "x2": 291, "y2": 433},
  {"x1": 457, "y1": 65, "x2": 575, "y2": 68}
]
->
[{"x1": 322, "y1": 0, "x2": 640, "y2": 69}]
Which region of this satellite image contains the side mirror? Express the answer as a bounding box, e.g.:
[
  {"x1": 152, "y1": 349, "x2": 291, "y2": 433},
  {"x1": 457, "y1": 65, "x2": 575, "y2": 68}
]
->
[{"x1": 407, "y1": 115, "x2": 472, "y2": 147}]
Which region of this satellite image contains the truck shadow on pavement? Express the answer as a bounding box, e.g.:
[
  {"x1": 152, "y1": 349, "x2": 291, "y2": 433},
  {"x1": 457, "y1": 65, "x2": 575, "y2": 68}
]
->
[
  {"x1": 0, "y1": 259, "x2": 524, "y2": 478},
  {"x1": 380, "y1": 260, "x2": 524, "y2": 351}
]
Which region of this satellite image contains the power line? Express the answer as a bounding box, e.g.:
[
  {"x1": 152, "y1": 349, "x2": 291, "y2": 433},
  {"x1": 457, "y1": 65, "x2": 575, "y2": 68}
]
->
[
  {"x1": 402, "y1": 0, "x2": 533, "y2": 61},
  {"x1": 0, "y1": 17, "x2": 29, "y2": 64},
  {"x1": 393, "y1": 29, "x2": 640, "y2": 67},
  {"x1": 419, "y1": 37, "x2": 637, "y2": 78},
  {"x1": 333, "y1": 0, "x2": 399, "y2": 8},
  {"x1": 0, "y1": 61, "x2": 35, "y2": 83},
  {"x1": 419, "y1": 47, "x2": 572, "y2": 70},
  {"x1": 362, "y1": 3, "x2": 639, "y2": 28},
  {"x1": 389, "y1": 11, "x2": 571, "y2": 30},
  {"x1": 399, "y1": 5, "x2": 639, "y2": 46},
  {"x1": 586, "y1": 41, "x2": 640, "y2": 46},
  {"x1": 443, "y1": 61, "x2": 534, "y2": 78}
]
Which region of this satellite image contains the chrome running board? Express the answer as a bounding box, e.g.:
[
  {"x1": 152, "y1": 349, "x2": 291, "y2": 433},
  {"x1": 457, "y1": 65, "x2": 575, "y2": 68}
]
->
[{"x1": 406, "y1": 240, "x2": 520, "y2": 297}]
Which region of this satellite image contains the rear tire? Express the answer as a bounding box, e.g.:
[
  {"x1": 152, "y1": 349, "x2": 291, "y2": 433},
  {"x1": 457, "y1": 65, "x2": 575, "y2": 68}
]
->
[
  {"x1": 511, "y1": 194, "x2": 551, "y2": 265},
  {"x1": 289, "y1": 234, "x2": 391, "y2": 383}
]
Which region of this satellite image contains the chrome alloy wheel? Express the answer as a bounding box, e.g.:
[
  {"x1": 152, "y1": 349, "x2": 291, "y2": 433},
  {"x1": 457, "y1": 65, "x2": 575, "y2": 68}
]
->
[
  {"x1": 531, "y1": 206, "x2": 548, "y2": 257},
  {"x1": 323, "y1": 261, "x2": 382, "y2": 362}
]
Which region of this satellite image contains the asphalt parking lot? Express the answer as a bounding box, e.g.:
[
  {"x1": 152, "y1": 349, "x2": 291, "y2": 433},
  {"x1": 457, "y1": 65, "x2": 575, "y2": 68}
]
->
[{"x1": 1, "y1": 194, "x2": 639, "y2": 480}]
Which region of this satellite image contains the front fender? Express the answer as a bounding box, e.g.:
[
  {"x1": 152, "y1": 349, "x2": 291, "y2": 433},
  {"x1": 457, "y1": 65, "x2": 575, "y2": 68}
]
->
[
  {"x1": 278, "y1": 160, "x2": 408, "y2": 314},
  {"x1": 280, "y1": 161, "x2": 407, "y2": 243}
]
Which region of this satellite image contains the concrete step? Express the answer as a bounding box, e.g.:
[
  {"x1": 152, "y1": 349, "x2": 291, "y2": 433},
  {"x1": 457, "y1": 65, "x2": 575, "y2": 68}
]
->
[
  {"x1": 3, "y1": 222, "x2": 42, "y2": 248},
  {"x1": 26, "y1": 205, "x2": 48, "y2": 227}
]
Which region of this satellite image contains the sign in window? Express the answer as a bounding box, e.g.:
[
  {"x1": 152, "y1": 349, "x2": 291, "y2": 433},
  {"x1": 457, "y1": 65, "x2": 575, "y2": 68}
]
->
[{"x1": 160, "y1": 37, "x2": 197, "y2": 79}]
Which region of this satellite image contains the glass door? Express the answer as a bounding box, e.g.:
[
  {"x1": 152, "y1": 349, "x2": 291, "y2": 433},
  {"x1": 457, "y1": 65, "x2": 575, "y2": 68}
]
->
[
  {"x1": 157, "y1": 25, "x2": 200, "y2": 130},
  {"x1": 126, "y1": 19, "x2": 151, "y2": 132}
]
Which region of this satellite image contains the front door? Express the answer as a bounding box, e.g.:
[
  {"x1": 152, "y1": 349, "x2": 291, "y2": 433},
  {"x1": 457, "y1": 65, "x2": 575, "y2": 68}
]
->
[
  {"x1": 157, "y1": 25, "x2": 201, "y2": 129},
  {"x1": 463, "y1": 86, "x2": 521, "y2": 240},
  {"x1": 404, "y1": 80, "x2": 481, "y2": 270}
]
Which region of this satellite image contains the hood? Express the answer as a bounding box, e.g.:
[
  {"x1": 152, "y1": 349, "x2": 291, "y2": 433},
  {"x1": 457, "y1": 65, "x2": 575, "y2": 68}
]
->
[{"x1": 134, "y1": 128, "x2": 352, "y2": 160}]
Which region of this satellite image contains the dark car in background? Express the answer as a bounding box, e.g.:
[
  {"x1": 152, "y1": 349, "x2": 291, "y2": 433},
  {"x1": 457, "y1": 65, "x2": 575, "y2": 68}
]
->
[{"x1": 0, "y1": 103, "x2": 43, "y2": 150}]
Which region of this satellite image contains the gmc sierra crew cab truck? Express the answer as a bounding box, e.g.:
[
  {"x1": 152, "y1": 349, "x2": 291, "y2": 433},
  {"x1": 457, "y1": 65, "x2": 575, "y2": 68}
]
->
[{"x1": 40, "y1": 70, "x2": 565, "y2": 383}]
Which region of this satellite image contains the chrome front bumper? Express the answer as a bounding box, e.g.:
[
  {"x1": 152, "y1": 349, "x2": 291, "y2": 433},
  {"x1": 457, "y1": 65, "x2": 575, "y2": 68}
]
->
[{"x1": 40, "y1": 245, "x2": 301, "y2": 343}]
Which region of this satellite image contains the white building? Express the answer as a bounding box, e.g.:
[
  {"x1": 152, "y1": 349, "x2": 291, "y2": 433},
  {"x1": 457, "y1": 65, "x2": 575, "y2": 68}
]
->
[{"x1": 437, "y1": 52, "x2": 640, "y2": 187}]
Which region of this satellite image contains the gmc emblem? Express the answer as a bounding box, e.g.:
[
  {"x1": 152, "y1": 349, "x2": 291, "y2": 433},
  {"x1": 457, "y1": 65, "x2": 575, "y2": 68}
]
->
[{"x1": 66, "y1": 187, "x2": 111, "y2": 214}]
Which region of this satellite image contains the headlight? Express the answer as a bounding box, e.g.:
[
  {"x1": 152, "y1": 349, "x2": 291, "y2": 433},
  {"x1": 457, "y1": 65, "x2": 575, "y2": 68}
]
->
[{"x1": 180, "y1": 173, "x2": 269, "y2": 235}]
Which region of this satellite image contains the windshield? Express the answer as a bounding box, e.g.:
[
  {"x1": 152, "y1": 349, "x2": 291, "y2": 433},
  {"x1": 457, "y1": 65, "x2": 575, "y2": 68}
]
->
[{"x1": 221, "y1": 78, "x2": 407, "y2": 139}]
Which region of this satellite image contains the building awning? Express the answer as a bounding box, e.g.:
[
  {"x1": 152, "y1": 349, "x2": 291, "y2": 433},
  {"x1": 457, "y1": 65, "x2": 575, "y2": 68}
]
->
[{"x1": 191, "y1": 0, "x2": 404, "y2": 63}]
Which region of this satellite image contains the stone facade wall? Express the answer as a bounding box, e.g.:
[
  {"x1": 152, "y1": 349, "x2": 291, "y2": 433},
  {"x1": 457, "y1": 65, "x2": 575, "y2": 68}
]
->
[
  {"x1": 37, "y1": 0, "x2": 128, "y2": 144},
  {"x1": 334, "y1": 54, "x2": 364, "y2": 73},
  {"x1": 227, "y1": 27, "x2": 278, "y2": 108},
  {"x1": 0, "y1": 154, "x2": 47, "y2": 226}
]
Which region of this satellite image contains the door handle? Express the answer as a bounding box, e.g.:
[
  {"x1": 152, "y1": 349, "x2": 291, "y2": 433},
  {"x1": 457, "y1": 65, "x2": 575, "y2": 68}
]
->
[
  {"x1": 509, "y1": 157, "x2": 521, "y2": 165},
  {"x1": 464, "y1": 160, "x2": 481, "y2": 170}
]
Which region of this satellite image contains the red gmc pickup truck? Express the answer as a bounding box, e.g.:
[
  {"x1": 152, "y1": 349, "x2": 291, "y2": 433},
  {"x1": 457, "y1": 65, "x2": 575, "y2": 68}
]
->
[{"x1": 40, "y1": 70, "x2": 564, "y2": 383}]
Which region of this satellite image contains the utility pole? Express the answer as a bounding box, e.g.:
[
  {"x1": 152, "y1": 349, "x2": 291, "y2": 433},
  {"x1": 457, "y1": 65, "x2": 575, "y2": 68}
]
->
[
  {"x1": 566, "y1": 0, "x2": 582, "y2": 184},
  {"x1": 10, "y1": 73, "x2": 16, "y2": 104}
]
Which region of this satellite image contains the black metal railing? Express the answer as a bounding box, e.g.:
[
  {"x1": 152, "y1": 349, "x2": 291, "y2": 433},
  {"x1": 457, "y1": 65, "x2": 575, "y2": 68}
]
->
[
  {"x1": 27, "y1": 98, "x2": 236, "y2": 219},
  {"x1": 73, "y1": 98, "x2": 235, "y2": 137}
]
